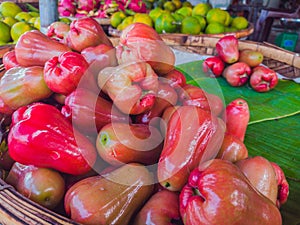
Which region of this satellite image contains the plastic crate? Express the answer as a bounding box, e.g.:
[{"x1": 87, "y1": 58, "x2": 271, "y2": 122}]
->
[{"x1": 275, "y1": 32, "x2": 298, "y2": 52}]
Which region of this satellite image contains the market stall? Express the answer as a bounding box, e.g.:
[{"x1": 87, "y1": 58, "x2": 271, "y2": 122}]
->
[{"x1": 0, "y1": 1, "x2": 299, "y2": 225}]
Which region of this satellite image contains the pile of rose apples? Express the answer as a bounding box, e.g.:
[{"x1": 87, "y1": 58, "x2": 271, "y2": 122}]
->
[
  {"x1": 0, "y1": 17, "x2": 288, "y2": 225},
  {"x1": 203, "y1": 35, "x2": 278, "y2": 92}
]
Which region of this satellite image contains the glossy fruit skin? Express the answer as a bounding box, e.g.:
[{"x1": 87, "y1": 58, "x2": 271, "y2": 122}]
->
[
  {"x1": 2, "y1": 50, "x2": 20, "y2": 71},
  {"x1": 98, "y1": 61, "x2": 158, "y2": 115},
  {"x1": 178, "y1": 84, "x2": 224, "y2": 117},
  {"x1": 44, "y1": 51, "x2": 89, "y2": 96},
  {"x1": 8, "y1": 103, "x2": 97, "y2": 175},
  {"x1": 6, "y1": 162, "x2": 65, "y2": 210},
  {"x1": 15, "y1": 30, "x2": 71, "y2": 67},
  {"x1": 66, "y1": 17, "x2": 113, "y2": 52},
  {"x1": 116, "y1": 23, "x2": 175, "y2": 75},
  {"x1": 249, "y1": 65, "x2": 278, "y2": 92},
  {"x1": 202, "y1": 56, "x2": 225, "y2": 77},
  {"x1": 222, "y1": 62, "x2": 252, "y2": 86},
  {"x1": 216, "y1": 132, "x2": 248, "y2": 162},
  {"x1": 225, "y1": 98, "x2": 250, "y2": 142},
  {"x1": 163, "y1": 68, "x2": 187, "y2": 89},
  {"x1": 236, "y1": 156, "x2": 278, "y2": 205},
  {"x1": 62, "y1": 88, "x2": 128, "y2": 135},
  {"x1": 216, "y1": 35, "x2": 239, "y2": 64},
  {"x1": 157, "y1": 105, "x2": 225, "y2": 191},
  {"x1": 64, "y1": 163, "x2": 154, "y2": 225},
  {"x1": 46, "y1": 21, "x2": 70, "y2": 44},
  {"x1": 132, "y1": 190, "x2": 181, "y2": 225},
  {"x1": 179, "y1": 159, "x2": 282, "y2": 225},
  {"x1": 0, "y1": 66, "x2": 52, "y2": 114},
  {"x1": 96, "y1": 122, "x2": 163, "y2": 166},
  {"x1": 135, "y1": 81, "x2": 178, "y2": 125},
  {"x1": 270, "y1": 162, "x2": 289, "y2": 208},
  {"x1": 81, "y1": 43, "x2": 118, "y2": 76},
  {"x1": 239, "y1": 49, "x2": 264, "y2": 67}
]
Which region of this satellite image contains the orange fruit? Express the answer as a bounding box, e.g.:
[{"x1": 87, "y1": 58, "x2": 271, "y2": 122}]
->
[
  {"x1": 117, "y1": 16, "x2": 134, "y2": 31},
  {"x1": 15, "y1": 12, "x2": 32, "y2": 22},
  {"x1": 133, "y1": 13, "x2": 153, "y2": 27},
  {"x1": 10, "y1": 21, "x2": 34, "y2": 41},
  {"x1": 149, "y1": 7, "x2": 164, "y2": 22},
  {"x1": 193, "y1": 15, "x2": 207, "y2": 32},
  {"x1": 172, "y1": 0, "x2": 182, "y2": 9},
  {"x1": 205, "y1": 22, "x2": 225, "y2": 34},
  {"x1": 175, "y1": 6, "x2": 192, "y2": 17},
  {"x1": 231, "y1": 16, "x2": 249, "y2": 30},
  {"x1": 180, "y1": 16, "x2": 201, "y2": 34},
  {"x1": 164, "y1": 1, "x2": 177, "y2": 12},
  {"x1": 155, "y1": 12, "x2": 177, "y2": 34},
  {"x1": 192, "y1": 3, "x2": 212, "y2": 17},
  {"x1": 110, "y1": 11, "x2": 127, "y2": 28},
  {"x1": 206, "y1": 8, "x2": 231, "y2": 26},
  {"x1": 1, "y1": 16, "x2": 18, "y2": 27},
  {"x1": 0, "y1": 21, "x2": 11, "y2": 43},
  {"x1": 0, "y1": 2, "x2": 22, "y2": 18}
]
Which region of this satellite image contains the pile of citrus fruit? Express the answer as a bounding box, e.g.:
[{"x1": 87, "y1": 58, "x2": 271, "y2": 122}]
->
[
  {"x1": 0, "y1": 1, "x2": 40, "y2": 46},
  {"x1": 110, "y1": 2, "x2": 249, "y2": 35}
]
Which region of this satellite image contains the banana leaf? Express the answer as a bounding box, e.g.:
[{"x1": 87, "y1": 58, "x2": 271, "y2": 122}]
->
[
  {"x1": 176, "y1": 61, "x2": 300, "y2": 124},
  {"x1": 176, "y1": 60, "x2": 300, "y2": 225},
  {"x1": 245, "y1": 115, "x2": 300, "y2": 225}
]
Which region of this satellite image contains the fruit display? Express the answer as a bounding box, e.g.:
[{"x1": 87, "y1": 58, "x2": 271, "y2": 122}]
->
[
  {"x1": 0, "y1": 1, "x2": 41, "y2": 46},
  {"x1": 0, "y1": 18, "x2": 296, "y2": 224},
  {"x1": 110, "y1": 2, "x2": 251, "y2": 36},
  {"x1": 203, "y1": 35, "x2": 278, "y2": 92}
]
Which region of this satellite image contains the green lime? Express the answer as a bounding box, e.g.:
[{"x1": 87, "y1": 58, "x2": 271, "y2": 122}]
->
[
  {"x1": 193, "y1": 15, "x2": 207, "y2": 32},
  {"x1": 28, "y1": 11, "x2": 40, "y2": 17},
  {"x1": 154, "y1": 0, "x2": 167, "y2": 8},
  {"x1": 182, "y1": 1, "x2": 192, "y2": 8},
  {"x1": 163, "y1": 1, "x2": 177, "y2": 12},
  {"x1": 205, "y1": 22, "x2": 225, "y2": 34},
  {"x1": 10, "y1": 21, "x2": 34, "y2": 41},
  {"x1": 172, "y1": 0, "x2": 182, "y2": 9},
  {"x1": 231, "y1": 16, "x2": 249, "y2": 30},
  {"x1": 1, "y1": 16, "x2": 18, "y2": 27},
  {"x1": 206, "y1": 8, "x2": 230, "y2": 26},
  {"x1": 0, "y1": 21, "x2": 11, "y2": 43},
  {"x1": 0, "y1": 2, "x2": 22, "y2": 18},
  {"x1": 28, "y1": 17, "x2": 37, "y2": 26},
  {"x1": 149, "y1": 7, "x2": 164, "y2": 22},
  {"x1": 180, "y1": 16, "x2": 201, "y2": 34},
  {"x1": 172, "y1": 12, "x2": 184, "y2": 23},
  {"x1": 224, "y1": 10, "x2": 232, "y2": 26},
  {"x1": 15, "y1": 12, "x2": 32, "y2": 22},
  {"x1": 133, "y1": 13, "x2": 153, "y2": 27},
  {"x1": 175, "y1": 6, "x2": 192, "y2": 17},
  {"x1": 155, "y1": 12, "x2": 177, "y2": 34},
  {"x1": 110, "y1": 11, "x2": 127, "y2": 28},
  {"x1": 117, "y1": 16, "x2": 134, "y2": 31},
  {"x1": 33, "y1": 17, "x2": 40, "y2": 30},
  {"x1": 192, "y1": 3, "x2": 212, "y2": 17}
]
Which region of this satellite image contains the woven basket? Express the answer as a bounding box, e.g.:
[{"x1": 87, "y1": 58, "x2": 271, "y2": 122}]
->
[{"x1": 0, "y1": 36, "x2": 299, "y2": 224}]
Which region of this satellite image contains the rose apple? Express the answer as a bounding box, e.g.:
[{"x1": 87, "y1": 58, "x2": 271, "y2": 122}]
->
[
  {"x1": 66, "y1": 17, "x2": 113, "y2": 52},
  {"x1": 6, "y1": 162, "x2": 65, "y2": 210}
]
